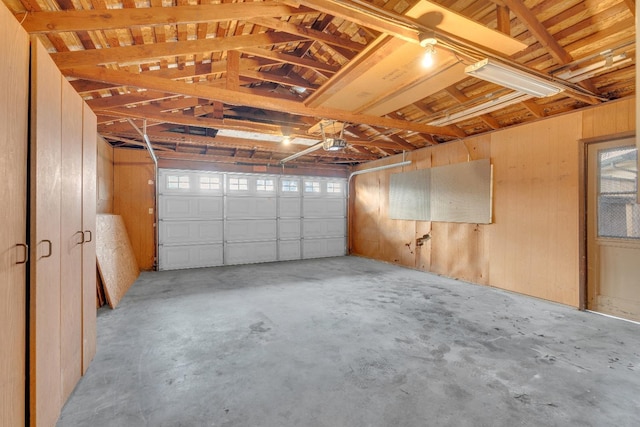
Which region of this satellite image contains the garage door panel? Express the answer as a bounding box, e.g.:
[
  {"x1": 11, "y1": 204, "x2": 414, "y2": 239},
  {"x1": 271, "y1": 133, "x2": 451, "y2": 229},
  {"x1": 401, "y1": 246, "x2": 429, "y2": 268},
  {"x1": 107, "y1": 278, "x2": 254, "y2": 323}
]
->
[
  {"x1": 160, "y1": 220, "x2": 223, "y2": 244},
  {"x1": 279, "y1": 240, "x2": 301, "y2": 261},
  {"x1": 226, "y1": 219, "x2": 276, "y2": 241},
  {"x1": 160, "y1": 195, "x2": 223, "y2": 219},
  {"x1": 303, "y1": 198, "x2": 345, "y2": 217},
  {"x1": 303, "y1": 238, "x2": 346, "y2": 259},
  {"x1": 303, "y1": 218, "x2": 345, "y2": 238},
  {"x1": 159, "y1": 244, "x2": 223, "y2": 270},
  {"x1": 226, "y1": 241, "x2": 277, "y2": 265},
  {"x1": 279, "y1": 219, "x2": 301, "y2": 239},
  {"x1": 227, "y1": 196, "x2": 276, "y2": 219},
  {"x1": 279, "y1": 197, "x2": 301, "y2": 217}
]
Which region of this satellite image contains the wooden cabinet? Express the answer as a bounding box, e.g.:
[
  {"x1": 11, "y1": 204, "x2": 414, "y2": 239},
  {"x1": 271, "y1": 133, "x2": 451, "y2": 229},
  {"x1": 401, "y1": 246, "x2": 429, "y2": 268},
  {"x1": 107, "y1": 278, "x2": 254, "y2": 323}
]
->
[
  {"x1": 60, "y1": 76, "x2": 85, "y2": 403},
  {"x1": 83, "y1": 104, "x2": 98, "y2": 374},
  {"x1": 0, "y1": 11, "x2": 97, "y2": 425},
  {"x1": 0, "y1": 4, "x2": 30, "y2": 426},
  {"x1": 29, "y1": 37, "x2": 98, "y2": 427},
  {"x1": 30, "y1": 36, "x2": 63, "y2": 427}
]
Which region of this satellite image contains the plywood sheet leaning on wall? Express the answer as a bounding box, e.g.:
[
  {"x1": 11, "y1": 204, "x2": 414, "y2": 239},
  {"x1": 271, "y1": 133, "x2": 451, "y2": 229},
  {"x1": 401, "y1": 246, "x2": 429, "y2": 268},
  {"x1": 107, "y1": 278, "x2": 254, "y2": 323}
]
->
[{"x1": 96, "y1": 214, "x2": 139, "y2": 308}]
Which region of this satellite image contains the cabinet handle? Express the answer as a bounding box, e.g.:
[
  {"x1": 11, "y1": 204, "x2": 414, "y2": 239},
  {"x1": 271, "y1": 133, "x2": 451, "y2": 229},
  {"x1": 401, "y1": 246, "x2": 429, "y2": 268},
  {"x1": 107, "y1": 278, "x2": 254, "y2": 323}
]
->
[
  {"x1": 77, "y1": 231, "x2": 85, "y2": 244},
  {"x1": 41, "y1": 240, "x2": 52, "y2": 258},
  {"x1": 15, "y1": 243, "x2": 28, "y2": 264},
  {"x1": 83, "y1": 230, "x2": 92, "y2": 243}
]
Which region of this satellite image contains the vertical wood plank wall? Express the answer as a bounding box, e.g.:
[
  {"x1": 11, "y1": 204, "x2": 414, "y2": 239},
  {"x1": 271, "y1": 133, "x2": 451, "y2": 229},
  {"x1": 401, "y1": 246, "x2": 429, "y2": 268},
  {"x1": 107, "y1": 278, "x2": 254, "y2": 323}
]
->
[
  {"x1": 351, "y1": 97, "x2": 635, "y2": 307},
  {"x1": 97, "y1": 136, "x2": 114, "y2": 214},
  {"x1": 114, "y1": 148, "x2": 156, "y2": 270}
]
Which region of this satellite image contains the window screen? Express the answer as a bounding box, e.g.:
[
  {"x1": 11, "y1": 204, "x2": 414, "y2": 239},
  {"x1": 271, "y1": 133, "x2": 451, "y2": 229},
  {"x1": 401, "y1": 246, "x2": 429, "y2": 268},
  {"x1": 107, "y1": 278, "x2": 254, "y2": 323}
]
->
[{"x1": 598, "y1": 146, "x2": 639, "y2": 239}]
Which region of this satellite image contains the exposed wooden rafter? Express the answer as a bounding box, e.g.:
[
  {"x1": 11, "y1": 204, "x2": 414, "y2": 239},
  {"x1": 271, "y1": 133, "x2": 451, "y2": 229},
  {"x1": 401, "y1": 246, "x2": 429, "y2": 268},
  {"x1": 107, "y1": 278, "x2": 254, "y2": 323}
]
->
[{"x1": 66, "y1": 65, "x2": 459, "y2": 136}]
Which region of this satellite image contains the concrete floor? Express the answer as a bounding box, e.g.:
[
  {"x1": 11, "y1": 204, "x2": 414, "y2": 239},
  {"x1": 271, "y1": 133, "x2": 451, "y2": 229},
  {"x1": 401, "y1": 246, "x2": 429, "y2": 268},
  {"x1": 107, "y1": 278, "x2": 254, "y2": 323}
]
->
[{"x1": 59, "y1": 256, "x2": 640, "y2": 427}]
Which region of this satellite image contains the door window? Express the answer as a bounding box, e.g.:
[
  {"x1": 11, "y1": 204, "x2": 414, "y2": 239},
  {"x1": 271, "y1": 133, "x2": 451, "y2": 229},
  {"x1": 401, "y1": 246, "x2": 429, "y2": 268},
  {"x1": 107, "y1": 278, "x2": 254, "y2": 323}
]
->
[{"x1": 597, "y1": 146, "x2": 639, "y2": 239}]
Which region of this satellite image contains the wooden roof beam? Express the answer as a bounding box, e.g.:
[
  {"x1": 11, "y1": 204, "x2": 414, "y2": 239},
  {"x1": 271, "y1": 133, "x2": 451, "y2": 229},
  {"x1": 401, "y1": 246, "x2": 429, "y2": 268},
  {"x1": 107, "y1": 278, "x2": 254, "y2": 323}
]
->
[
  {"x1": 19, "y1": 2, "x2": 307, "y2": 33},
  {"x1": 502, "y1": 0, "x2": 572, "y2": 65},
  {"x1": 86, "y1": 90, "x2": 181, "y2": 109},
  {"x1": 238, "y1": 47, "x2": 340, "y2": 74},
  {"x1": 68, "y1": 65, "x2": 459, "y2": 136},
  {"x1": 247, "y1": 16, "x2": 366, "y2": 52},
  {"x1": 291, "y1": 0, "x2": 418, "y2": 44},
  {"x1": 238, "y1": 69, "x2": 319, "y2": 91},
  {"x1": 445, "y1": 87, "x2": 502, "y2": 130},
  {"x1": 52, "y1": 32, "x2": 305, "y2": 69},
  {"x1": 496, "y1": 5, "x2": 511, "y2": 35}
]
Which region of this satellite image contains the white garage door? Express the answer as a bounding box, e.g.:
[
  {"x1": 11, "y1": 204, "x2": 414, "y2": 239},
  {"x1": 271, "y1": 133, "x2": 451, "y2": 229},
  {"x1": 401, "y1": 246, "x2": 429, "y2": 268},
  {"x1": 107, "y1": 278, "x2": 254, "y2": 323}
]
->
[{"x1": 158, "y1": 169, "x2": 346, "y2": 270}]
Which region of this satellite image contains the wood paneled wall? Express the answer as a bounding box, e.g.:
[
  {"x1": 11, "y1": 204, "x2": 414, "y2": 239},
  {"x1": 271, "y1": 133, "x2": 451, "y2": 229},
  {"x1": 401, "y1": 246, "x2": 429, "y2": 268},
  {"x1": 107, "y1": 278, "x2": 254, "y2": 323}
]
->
[
  {"x1": 114, "y1": 148, "x2": 156, "y2": 270},
  {"x1": 97, "y1": 136, "x2": 114, "y2": 214},
  {"x1": 351, "y1": 97, "x2": 635, "y2": 307}
]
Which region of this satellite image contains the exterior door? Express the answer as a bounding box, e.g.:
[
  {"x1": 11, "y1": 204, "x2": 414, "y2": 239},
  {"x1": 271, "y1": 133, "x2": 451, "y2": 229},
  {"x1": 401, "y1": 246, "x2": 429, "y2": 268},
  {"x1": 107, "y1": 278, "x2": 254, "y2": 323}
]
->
[
  {"x1": 0, "y1": 3, "x2": 29, "y2": 425},
  {"x1": 587, "y1": 137, "x2": 640, "y2": 322}
]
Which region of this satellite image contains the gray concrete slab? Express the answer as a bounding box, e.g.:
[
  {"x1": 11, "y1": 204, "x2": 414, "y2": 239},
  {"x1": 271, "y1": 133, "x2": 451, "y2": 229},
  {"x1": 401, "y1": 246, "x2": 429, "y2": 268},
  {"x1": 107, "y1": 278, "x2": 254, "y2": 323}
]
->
[{"x1": 58, "y1": 256, "x2": 640, "y2": 427}]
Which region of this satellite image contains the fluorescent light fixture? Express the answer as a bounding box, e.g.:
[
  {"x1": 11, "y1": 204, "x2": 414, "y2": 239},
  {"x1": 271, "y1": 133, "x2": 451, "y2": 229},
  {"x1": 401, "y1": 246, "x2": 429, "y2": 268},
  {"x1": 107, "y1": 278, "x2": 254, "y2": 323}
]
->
[
  {"x1": 465, "y1": 58, "x2": 564, "y2": 98},
  {"x1": 428, "y1": 92, "x2": 532, "y2": 126},
  {"x1": 280, "y1": 142, "x2": 324, "y2": 164},
  {"x1": 555, "y1": 54, "x2": 631, "y2": 83}
]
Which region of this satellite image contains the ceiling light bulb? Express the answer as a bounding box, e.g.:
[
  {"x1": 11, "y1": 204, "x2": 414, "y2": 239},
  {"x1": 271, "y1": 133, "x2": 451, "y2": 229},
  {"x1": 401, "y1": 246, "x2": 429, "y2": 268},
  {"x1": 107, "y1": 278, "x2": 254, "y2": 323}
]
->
[
  {"x1": 422, "y1": 46, "x2": 435, "y2": 68},
  {"x1": 282, "y1": 136, "x2": 291, "y2": 145}
]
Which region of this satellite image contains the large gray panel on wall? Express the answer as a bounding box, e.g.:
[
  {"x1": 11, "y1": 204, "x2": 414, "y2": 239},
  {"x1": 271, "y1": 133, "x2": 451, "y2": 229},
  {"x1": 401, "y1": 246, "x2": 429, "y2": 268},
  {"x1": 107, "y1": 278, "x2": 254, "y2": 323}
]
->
[
  {"x1": 431, "y1": 159, "x2": 492, "y2": 223},
  {"x1": 389, "y1": 159, "x2": 492, "y2": 224},
  {"x1": 389, "y1": 169, "x2": 431, "y2": 220}
]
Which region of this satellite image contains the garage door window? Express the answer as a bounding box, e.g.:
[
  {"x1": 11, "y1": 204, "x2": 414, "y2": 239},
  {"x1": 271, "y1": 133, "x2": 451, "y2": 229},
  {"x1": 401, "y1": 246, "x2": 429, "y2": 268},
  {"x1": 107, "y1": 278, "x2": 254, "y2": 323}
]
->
[
  {"x1": 200, "y1": 176, "x2": 220, "y2": 190},
  {"x1": 305, "y1": 181, "x2": 321, "y2": 193},
  {"x1": 257, "y1": 179, "x2": 275, "y2": 192},
  {"x1": 282, "y1": 180, "x2": 298, "y2": 192},
  {"x1": 167, "y1": 175, "x2": 190, "y2": 190},
  {"x1": 229, "y1": 177, "x2": 248, "y2": 191},
  {"x1": 327, "y1": 182, "x2": 342, "y2": 194}
]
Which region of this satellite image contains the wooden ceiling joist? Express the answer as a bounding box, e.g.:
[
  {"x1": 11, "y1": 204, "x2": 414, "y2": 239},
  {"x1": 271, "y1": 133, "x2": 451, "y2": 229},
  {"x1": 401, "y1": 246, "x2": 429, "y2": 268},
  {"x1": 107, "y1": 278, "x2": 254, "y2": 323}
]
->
[
  {"x1": 3, "y1": 0, "x2": 632, "y2": 166},
  {"x1": 502, "y1": 0, "x2": 573, "y2": 64},
  {"x1": 52, "y1": 32, "x2": 306, "y2": 69},
  {"x1": 292, "y1": 0, "x2": 418, "y2": 43},
  {"x1": 247, "y1": 16, "x2": 366, "y2": 52},
  {"x1": 237, "y1": 47, "x2": 340, "y2": 74},
  {"x1": 66, "y1": 65, "x2": 459, "y2": 136},
  {"x1": 19, "y1": 2, "x2": 306, "y2": 33}
]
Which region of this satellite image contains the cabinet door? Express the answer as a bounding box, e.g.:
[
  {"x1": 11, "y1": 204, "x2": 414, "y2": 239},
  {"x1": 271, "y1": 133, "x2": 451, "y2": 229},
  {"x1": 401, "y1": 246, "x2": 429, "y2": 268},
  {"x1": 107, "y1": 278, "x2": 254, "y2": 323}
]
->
[
  {"x1": 82, "y1": 103, "x2": 98, "y2": 373},
  {"x1": 0, "y1": 4, "x2": 29, "y2": 426},
  {"x1": 60, "y1": 77, "x2": 84, "y2": 402},
  {"x1": 29, "y1": 37, "x2": 62, "y2": 427}
]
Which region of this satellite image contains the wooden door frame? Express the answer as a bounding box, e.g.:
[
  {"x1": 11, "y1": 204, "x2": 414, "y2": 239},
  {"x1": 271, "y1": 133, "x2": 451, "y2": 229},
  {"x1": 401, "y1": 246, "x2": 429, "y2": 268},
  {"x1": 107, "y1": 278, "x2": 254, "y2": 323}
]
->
[{"x1": 579, "y1": 130, "x2": 635, "y2": 311}]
